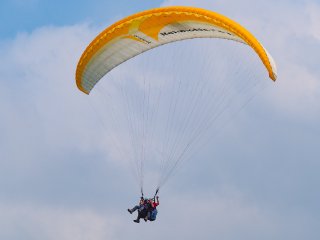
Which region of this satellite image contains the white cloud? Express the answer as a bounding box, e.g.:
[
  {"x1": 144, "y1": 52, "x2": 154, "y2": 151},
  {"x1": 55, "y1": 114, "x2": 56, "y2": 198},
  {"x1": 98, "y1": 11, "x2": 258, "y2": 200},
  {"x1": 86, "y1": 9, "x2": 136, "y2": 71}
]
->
[
  {"x1": 0, "y1": 203, "x2": 118, "y2": 240},
  {"x1": 306, "y1": 2, "x2": 320, "y2": 40},
  {"x1": 0, "y1": 24, "x2": 106, "y2": 163},
  {"x1": 160, "y1": 190, "x2": 276, "y2": 239}
]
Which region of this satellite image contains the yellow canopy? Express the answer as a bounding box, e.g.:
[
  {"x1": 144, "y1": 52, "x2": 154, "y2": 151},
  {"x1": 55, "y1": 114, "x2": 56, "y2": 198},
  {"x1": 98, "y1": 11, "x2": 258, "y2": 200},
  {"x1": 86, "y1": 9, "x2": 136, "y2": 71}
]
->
[{"x1": 76, "y1": 6, "x2": 277, "y2": 94}]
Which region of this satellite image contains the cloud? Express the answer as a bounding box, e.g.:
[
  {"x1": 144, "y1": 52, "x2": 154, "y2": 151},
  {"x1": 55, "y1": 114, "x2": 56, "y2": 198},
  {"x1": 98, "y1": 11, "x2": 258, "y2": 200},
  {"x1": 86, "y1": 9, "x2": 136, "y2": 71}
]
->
[
  {"x1": 0, "y1": 203, "x2": 118, "y2": 240},
  {"x1": 306, "y1": 2, "x2": 320, "y2": 40},
  {"x1": 0, "y1": 24, "x2": 97, "y2": 153}
]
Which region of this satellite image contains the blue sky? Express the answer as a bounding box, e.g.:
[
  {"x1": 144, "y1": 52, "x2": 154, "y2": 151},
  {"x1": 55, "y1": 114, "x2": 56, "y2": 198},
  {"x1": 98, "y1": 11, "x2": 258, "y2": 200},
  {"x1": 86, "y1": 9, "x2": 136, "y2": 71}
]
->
[
  {"x1": 0, "y1": 0, "x2": 163, "y2": 38},
  {"x1": 1, "y1": 0, "x2": 320, "y2": 239}
]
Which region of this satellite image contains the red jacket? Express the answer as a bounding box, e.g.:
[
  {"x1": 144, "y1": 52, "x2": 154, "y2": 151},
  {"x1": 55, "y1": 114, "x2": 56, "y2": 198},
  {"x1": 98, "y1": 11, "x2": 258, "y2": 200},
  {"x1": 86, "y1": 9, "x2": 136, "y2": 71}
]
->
[{"x1": 151, "y1": 201, "x2": 159, "y2": 208}]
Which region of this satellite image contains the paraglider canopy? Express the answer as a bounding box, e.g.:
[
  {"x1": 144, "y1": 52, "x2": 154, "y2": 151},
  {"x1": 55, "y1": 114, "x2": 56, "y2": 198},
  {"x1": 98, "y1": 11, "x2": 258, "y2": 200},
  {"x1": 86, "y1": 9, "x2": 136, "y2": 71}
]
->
[{"x1": 76, "y1": 6, "x2": 277, "y2": 95}]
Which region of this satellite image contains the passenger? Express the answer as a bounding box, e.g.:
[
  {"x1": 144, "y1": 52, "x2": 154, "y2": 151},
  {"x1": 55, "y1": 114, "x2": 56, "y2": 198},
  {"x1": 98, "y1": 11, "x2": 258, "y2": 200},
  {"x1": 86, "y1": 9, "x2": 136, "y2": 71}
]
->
[
  {"x1": 145, "y1": 196, "x2": 159, "y2": 221},
  {"x1": 128, "y1": 197, "x2": 147, "y2": 223}
]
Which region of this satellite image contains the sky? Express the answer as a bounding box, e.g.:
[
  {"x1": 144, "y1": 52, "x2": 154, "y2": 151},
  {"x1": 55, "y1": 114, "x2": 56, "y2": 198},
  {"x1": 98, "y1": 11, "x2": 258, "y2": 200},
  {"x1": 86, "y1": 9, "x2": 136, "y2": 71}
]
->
[{"x1": 0, "y1": 0, "x2": 320, "y2": 239}]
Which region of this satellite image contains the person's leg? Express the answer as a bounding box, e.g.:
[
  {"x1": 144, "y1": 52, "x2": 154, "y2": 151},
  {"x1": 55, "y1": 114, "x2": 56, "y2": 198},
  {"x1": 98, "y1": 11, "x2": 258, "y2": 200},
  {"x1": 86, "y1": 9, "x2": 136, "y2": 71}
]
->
[
  {"x1": 145, "y1": 211, "x2": 150, "y2": 221},
  {"x1": 134, "y1": 210, "x2": 144, "y2": 223},
  {"x1": 128, "y1": 205, "x2": 140, "y2": 213},
  {"x1": 150, "y1": 209, "x2": 157, "y2": 220}
]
